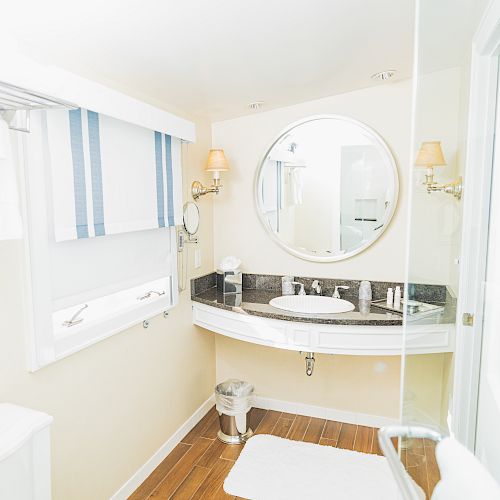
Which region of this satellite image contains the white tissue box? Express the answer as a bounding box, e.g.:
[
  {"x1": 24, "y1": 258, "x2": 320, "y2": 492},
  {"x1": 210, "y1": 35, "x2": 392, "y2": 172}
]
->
[{"x1": 217, "y1": 269, "x2": 242, "y2": 295}]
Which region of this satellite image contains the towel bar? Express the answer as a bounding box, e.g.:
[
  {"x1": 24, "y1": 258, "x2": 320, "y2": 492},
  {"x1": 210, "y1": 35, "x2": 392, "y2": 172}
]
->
[
  {"x1": 378, "y1": 425, "x2": 443, "y2": 500},
  {"x1": 0, "y1": 81, "x2": 77, "y2": 132}
]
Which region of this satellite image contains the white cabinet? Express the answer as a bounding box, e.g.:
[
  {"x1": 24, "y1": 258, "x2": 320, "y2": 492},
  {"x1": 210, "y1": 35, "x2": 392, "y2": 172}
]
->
[{"x1": 192, "y1": 302, "x2": 455, "y2": 355}]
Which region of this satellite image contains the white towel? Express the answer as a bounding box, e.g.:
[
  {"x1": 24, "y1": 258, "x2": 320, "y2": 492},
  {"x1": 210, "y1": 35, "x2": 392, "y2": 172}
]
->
[
  {"x1": 432, "y1": 437, "x2": 500, "y2": 499},
  {"x1": 290, "y1": 167, "x2": 303, "y2": 205},
  {"x1": 0, "y1": 118, "x2": 23, "y2": 240},
  {"x1": 219, "y1": 256, "x2": 241, "y2": 271}
]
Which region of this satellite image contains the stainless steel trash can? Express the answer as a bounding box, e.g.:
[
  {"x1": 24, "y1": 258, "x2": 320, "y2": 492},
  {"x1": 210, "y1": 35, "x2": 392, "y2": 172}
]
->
[{"x1": 215, "y1": 379, "x2": 254, "y2": 444}]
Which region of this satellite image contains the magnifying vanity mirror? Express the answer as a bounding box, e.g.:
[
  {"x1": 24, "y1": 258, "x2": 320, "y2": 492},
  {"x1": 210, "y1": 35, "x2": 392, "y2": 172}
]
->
[
  {"x1": 255, "y1": 115, "x2": 399, "y2": 262},
  {"x1": 183, "y1": 201, "x2": 200, "y2": 239}
]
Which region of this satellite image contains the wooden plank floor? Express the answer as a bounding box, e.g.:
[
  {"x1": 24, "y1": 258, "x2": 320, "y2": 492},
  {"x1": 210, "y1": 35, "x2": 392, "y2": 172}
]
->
[
  {"x1": 401, "y1": 437, "x2": 440, "y2": 498},
  {"x1": 129, "y1": 407, "x2": 439, "y2": 499}
]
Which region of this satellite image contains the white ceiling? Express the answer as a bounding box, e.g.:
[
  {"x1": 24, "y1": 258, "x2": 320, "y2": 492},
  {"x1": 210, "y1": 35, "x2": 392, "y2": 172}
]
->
[{"x1": 2, "y1": 0, "x2": 485, "y2": 121}]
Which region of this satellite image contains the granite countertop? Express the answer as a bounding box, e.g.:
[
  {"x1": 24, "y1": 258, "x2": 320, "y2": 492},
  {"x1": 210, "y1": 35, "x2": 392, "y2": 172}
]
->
[
  {"x1": 191, "y1": 288, "x2": 404, "y2": 326},
  {"x1": 405, "y1": 301, "x2": 456, "y2": 326},
  {"x1": 190, "y1": 272, "x2": 456, "y2": 327}
]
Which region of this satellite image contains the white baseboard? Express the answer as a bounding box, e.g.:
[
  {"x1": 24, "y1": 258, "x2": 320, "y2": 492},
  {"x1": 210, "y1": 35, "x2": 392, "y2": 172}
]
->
[
  {"x1": 110, "y1": 394, "x2": 215, "y2": 500},
  {"x1": 253, "y1": 396, "x2": 398, "y2": 428}
]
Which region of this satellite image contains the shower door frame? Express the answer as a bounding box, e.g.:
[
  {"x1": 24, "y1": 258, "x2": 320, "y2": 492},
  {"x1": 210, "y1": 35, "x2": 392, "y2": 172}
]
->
[{"x1": 452, "y1": 0, "x2": 500, "y2": 451}]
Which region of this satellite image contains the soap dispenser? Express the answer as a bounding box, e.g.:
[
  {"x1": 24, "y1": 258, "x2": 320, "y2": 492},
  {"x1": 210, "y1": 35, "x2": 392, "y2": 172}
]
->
[{"x1": 282, "y1": 276, "x2": 295, "y2": 296}]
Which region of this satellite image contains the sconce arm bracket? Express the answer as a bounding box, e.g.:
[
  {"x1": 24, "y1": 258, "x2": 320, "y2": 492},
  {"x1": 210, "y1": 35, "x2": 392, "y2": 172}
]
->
[
  {"x1": 191, "y1": 180, "x2": 221, "y2": 200},
  {"x1": 426, "y1": 176, "x2": 463, "y2": 200}
]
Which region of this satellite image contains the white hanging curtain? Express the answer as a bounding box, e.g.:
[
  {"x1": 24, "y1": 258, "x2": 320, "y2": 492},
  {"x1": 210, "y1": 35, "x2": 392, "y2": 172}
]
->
[
  {"x1": 0, "y1": 118, "x2": 23, "y2": 240},
  {"x1": 46, "y1": 108, "x2": 183, "y2": 242}
]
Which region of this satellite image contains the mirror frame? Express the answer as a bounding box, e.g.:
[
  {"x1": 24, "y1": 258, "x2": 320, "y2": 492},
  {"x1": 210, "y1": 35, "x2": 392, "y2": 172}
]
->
[
  {"x1": 183, "y1": 201, "x2": 200, "y2": 236},
  {"x1": 254, "y1": 114, "x2": 399, "y2": 262}
]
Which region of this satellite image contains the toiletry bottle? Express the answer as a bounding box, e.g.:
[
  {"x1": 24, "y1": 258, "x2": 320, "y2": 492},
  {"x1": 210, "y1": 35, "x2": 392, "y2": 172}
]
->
[
  {"x1": 386, "y1": 287, "x2": 394, "y2": 307},
  {"x1": 394, "y1": 286, "x2": 402, "y2": 310}
]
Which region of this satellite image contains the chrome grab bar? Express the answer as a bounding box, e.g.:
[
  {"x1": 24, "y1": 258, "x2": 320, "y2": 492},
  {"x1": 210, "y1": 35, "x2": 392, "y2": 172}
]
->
[{"x1": 378, "y1": 425, "x2": 443, "y2": 500}]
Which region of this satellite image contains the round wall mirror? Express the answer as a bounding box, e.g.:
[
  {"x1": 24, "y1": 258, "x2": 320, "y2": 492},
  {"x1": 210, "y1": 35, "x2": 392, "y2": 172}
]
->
[
  {"x1": 255, "y1": 115, "x2": 399, "y2": 262},
  {"x1": 183, "y1": 202, "x2": 200, "y2": 236}
]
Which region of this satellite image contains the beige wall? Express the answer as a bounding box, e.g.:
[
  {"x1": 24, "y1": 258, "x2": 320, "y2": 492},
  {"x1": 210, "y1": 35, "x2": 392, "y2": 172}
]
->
[
  {"x1": 408, "y1": 67, "x2": 463, "y2": 290},
  {"x1": 212, "y1": 79, "x2": 413, "y2": 281},
  {"x1": 211, "y1": 80, "x2": 417, "y2": 419},
  {"x1": 0, "y1": 116, "x2": 216, "y2": 500},
  {"x1": 217, "y1": 338, "x2": 401, "y2": 419},
  {"x1": 210, "y1": 71, "x2": 463, "y2": 420},
  {"x1": 403, "y1": 353, "x2": 453, "y2": 429},
  {"x1": 0, "y1": 65, "x2": 468, "y2": 498},
  {"x1": 403, "y1": 64, "x2": 477, "y2": 431}
]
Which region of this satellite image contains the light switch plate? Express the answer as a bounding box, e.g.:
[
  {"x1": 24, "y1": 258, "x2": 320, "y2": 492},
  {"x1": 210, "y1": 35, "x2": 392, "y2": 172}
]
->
[{"x1": 194, "y1": 248, "x2": 202, "y2": 269}]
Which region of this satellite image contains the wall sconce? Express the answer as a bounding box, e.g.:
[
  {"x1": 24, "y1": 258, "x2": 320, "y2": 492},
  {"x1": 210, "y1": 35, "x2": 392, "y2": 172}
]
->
[
  {"x1": 415, "y1": 141, "x2": 463, "y2": 200},
  {"x1": 191, "y1": 149, "x2": 230, "y2": 200}
]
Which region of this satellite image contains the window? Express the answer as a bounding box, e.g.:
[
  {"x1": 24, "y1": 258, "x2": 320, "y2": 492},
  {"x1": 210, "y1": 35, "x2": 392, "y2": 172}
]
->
[{"x1": 20, "y1": 109, "x2": 183, "y2": 370}]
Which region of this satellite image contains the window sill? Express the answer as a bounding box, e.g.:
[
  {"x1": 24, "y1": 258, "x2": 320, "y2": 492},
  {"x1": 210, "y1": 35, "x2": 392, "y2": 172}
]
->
[{"x1": 31, "y1": 277, "x2": 175, "y2": 370}]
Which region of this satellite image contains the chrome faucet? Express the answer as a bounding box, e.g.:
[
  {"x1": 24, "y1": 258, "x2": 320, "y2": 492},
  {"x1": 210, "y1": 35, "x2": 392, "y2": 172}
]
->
[
  {"x1": 333, "y1": 285, "x2": 349, "y2": 298},
  {"x1": 311, "y1": 280, "x2": 322, "y2": 294},
  {"x1": 291, "y1": 281, "x2": 306, "y2": 296}
]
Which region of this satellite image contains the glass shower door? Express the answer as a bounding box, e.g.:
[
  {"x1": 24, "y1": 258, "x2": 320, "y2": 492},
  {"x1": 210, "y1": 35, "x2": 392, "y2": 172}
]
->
[{"x1": 400, "y1": 0, "x2": 489, "y2": 497}]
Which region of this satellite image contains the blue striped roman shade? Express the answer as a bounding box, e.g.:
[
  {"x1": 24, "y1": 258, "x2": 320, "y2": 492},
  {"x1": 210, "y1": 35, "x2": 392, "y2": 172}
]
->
[{"x1": 47, "y1": 108, "x2": 182, "y2": 242}]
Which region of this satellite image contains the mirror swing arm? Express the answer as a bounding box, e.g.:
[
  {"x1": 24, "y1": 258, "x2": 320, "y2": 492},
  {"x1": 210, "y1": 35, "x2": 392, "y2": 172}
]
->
[{"x1": 183, "y1": 231, "x2": 199, "y2": 244}]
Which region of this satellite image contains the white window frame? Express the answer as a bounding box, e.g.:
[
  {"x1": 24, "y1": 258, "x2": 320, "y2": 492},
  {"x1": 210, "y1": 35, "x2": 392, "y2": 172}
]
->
[
  {"x1": 0, "y1": 61, "x2": 193, "y2": 372},
  {"x1": 17, "y1": 121, "x2": 179, "y2": 372}
]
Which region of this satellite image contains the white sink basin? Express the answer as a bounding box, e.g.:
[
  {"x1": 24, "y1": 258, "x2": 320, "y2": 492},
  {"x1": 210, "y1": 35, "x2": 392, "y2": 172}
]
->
[{"x1": 269, "y1": 295, "x2": 355, "y2": 314}]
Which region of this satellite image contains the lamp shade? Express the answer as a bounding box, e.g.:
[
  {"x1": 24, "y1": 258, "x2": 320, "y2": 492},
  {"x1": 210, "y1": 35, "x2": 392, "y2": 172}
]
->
[
  {"x1": 205, "y1": 149, "x2": 230, "y2": 172},
  {"x1": 415, "y1": 141, "x2": 446, "y2": 167}
]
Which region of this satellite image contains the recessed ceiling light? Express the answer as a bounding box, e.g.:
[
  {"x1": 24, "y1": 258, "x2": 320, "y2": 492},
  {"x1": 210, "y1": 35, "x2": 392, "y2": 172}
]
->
[
  {"x1": 371, "y1": 70, "x2": 396, "y2": 81},
  {"x1": 248, "y1": 101, "x2": 264, "y2": 110}
]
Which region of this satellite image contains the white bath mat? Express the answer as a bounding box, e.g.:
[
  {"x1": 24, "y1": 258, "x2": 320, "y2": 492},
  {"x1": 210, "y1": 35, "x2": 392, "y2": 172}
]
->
[{"x1": 224, "y1": 434, "x2": 422, "y2": 500}]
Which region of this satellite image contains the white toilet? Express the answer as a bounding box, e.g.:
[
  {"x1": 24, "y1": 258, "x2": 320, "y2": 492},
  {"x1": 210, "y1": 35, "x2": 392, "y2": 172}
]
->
[{"x1": 0, "y1": 404, "x2": 53, "y2": 500}]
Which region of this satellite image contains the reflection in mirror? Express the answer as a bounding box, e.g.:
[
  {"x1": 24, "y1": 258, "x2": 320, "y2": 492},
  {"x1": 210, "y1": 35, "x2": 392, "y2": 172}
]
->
[
  {"x1": 183, "y1": 201, "x2": 200, "y2": 236},
  {"x1": 256, "y1": 116, "x2": 399, "y2": 262}
]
